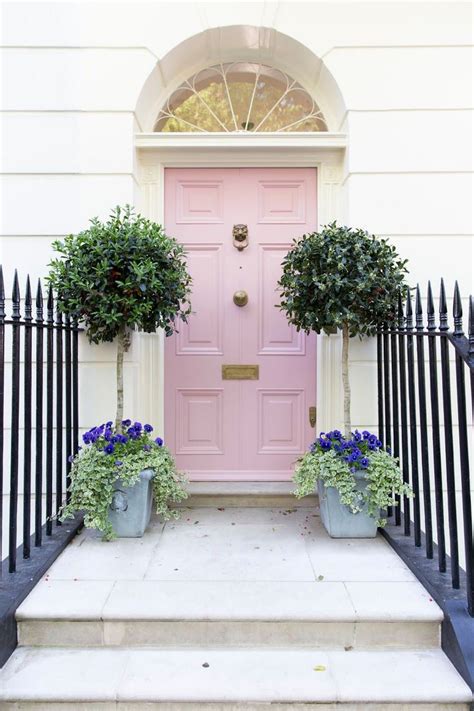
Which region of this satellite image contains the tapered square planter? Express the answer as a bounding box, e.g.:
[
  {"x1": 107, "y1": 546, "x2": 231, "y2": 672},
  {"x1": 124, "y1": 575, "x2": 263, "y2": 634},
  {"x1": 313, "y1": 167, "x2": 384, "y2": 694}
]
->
[
  {"x1": 108, "y1": 468, "x2": 154, "y2": 538},
  {"x1": 317, "y1": 472, "x2": 378, "y2": 538}
]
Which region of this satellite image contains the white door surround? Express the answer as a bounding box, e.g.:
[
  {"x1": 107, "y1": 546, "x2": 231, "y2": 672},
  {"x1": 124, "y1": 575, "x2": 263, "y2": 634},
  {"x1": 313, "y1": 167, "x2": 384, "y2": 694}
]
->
[{"x1": 134, "y1": 132, "x2": 346, "y2": 440}]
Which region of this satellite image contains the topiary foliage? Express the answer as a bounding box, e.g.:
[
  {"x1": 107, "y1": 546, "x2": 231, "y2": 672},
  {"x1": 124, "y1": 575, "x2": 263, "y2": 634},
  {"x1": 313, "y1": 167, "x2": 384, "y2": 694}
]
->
[
  {"x1": 278, "y1": 222, "x2": 407, "y2": 337},
  {"x1": 48, "y1": 205, "x2": 192, "y2": 344},
  {"x1": 278, "y1": 222, "x2": 408, "y2": 435},
  {"x1": 48, "y1": 205, "x2": 192, "y2": 427}
]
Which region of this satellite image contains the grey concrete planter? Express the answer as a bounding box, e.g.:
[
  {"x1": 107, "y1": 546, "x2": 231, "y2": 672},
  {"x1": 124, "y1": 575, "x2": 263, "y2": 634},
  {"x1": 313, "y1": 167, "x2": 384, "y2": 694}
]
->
[
  {"x1": 108, "y1": 468, "x2": 154, "y2": 538},
  {"x1": 317, "y1": 470, "x2": 378, "y2": 538}
]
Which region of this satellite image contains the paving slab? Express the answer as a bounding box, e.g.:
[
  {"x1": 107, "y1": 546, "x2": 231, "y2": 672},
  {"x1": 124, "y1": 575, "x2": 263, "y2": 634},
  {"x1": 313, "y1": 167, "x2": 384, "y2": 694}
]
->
[
  {"x1": 345, "y1": 581, "x2": 443, "y2": 621},
  {"x1": 145, "y1": 522, "x2": 316, "y2": 581},
  {"x1": 17, "y1": 580, "x2": 115, "y2": 620},
  {"x1": 0, "y1": 648, "x2": 470, "y2": 706},
  {"x1": 0, "y1": 647, "x2": 129, "y2": 702},
  {"x1": 102, "y1": 580, "x2": 355, "y2": 620}
]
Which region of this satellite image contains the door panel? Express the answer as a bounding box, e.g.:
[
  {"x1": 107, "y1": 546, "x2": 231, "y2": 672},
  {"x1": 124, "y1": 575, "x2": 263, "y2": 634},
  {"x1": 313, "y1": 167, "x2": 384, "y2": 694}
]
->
[
  {"x1": 174, "y1": 245, "x2": 223, "y2": 355},
  {"x1": 164, "y1": 168, "x2": 317, "y2": 481}
]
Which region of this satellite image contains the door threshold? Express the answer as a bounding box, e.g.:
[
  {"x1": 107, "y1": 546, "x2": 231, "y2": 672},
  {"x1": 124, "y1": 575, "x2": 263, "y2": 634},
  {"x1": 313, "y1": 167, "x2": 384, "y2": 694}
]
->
[{"x1": 177, "y1": 481, "x2": 318, "y2": 508}]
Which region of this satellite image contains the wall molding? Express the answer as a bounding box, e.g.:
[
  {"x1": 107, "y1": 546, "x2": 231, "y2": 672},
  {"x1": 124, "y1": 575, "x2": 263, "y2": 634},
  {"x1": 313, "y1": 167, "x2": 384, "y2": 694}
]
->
[{"x1": 135, "y1": 132, "x2": 347, "y2": 151}]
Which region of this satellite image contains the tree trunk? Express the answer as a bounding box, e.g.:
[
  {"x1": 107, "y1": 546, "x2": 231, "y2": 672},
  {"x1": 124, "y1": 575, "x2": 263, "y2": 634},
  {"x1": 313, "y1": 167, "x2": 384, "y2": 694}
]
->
[
  {"x1": 342, "y1": 322, "x2": 351, "y2": 438},
  {"x1": 115, "y1": 324, "x2": 126, "y2": 431}
]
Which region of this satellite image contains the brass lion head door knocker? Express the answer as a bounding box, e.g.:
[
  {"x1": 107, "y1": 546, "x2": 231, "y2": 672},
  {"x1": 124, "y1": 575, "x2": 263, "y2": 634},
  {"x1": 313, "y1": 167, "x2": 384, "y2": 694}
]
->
[{"x1": 233, "y1": 224, "x2": 249, "y2": 251}]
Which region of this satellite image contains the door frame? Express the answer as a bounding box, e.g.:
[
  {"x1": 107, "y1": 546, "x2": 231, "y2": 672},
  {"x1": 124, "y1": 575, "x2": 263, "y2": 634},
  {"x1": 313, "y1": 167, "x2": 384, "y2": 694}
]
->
[{"x1": 135, "y1": 137, "x2": 346, "y2": 442}]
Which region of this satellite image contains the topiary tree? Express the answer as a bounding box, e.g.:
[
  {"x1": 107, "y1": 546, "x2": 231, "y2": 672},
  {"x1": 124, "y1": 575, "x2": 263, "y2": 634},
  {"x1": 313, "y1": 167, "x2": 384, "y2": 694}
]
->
[
  {"x1": 278, "y1": 222, "x2": 408, "y2": 437},
  {"x1": 48, "y1": 205, "x2": 192, "y2": 429}
]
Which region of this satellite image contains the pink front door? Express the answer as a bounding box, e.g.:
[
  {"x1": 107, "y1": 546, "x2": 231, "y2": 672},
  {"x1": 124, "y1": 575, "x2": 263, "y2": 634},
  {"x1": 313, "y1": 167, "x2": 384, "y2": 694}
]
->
[{"x1": 164, "y1": 168, "x2": 317, "y2": 480}]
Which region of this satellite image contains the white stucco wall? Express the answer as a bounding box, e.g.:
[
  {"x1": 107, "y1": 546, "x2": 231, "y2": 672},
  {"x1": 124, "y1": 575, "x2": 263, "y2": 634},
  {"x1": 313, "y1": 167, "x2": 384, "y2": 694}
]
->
[{"x1": 0, "y1": 0, "x2": 472, "y2": 445}]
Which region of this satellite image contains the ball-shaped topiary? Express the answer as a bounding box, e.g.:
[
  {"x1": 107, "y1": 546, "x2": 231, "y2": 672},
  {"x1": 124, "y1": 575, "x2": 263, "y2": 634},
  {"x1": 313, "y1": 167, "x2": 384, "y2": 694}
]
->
[
  {"x1": 278, "y1": 222, "x2": 408, "y2": 436},
  {"x1": 48, "y1": 205, "x2": 192, "y2": 428}
]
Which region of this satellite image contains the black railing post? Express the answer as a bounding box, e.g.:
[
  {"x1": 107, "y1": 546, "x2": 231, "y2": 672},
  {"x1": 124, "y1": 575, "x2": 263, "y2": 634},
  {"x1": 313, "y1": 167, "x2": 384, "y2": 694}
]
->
[
  {"x1": 55, "y1": 308, "x2": 63, "y2": 523},
  {"x1": 65, "y1": 315, "x2": 72, "y2": 502},
  {"x1": 0, "y1": 267, "x2": 4, "y2": 567},
  {"x1": 439, "y1": 279, "x2": 460, "y2": 589},
  {"x1": 383, "y1": 322, "x2": 393, "y2": 517},
  {"x1": 72, "y1": 317, "x2": 79, "y2": 463},
  {"x1": 46, "y1": 286, "x2": 54, "y2": 536},
  {"x1": 9, "y1": 271, "x2": 21, "y2": 572},
  {"x1": 383, "y1": 323, "x2": 391, "y2": 450},
  {"x1": 23, "y1": 276, "x2": 33, "y2": 558},
  {"x1": 35, "y1": 280, "x2": 44, "y2": 547},
  {"x1": 397, "y1": 292, "x2": 410, "y2": 535},
  {"x1": 427, "y1": 281, "x2": 446, "y2": 572},
  {"x1": 377, "y1": 331, "x2": 384, "y2": 443},
  {"x1": 406, "y1": 288, "x2": 421, "y2": 546},
  {"x1": 390, "y1": 315, "x2": 401, "y2": 525},
  {"x1": 415, "y1": 285, "x2": 433, "y2": 559},
  {"x1": 468, "y1": 295, "x2": 474, "y2": 614},
  {"x1": 453, "y1": 283, "x2": 473, "y2": 615}
]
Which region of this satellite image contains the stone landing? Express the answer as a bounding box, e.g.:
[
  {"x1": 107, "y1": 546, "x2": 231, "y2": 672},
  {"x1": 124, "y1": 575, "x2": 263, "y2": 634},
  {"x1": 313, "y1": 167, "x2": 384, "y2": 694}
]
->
[{"x1": 0, "y1": 487, "x2": 471, "y2": 709}]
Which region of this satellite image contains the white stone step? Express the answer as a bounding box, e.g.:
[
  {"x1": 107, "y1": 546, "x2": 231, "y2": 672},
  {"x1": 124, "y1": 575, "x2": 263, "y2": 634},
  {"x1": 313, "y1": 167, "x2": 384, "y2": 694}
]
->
[
  {"x1": 178, "y1": 482, "x2": 318, "y2": 507},
  {"x1": 17, "y1": 579, "x2": 442, "y2": 650},
  {"x1": 0, "y1": 647, "x2": 470, "y2": 709}
]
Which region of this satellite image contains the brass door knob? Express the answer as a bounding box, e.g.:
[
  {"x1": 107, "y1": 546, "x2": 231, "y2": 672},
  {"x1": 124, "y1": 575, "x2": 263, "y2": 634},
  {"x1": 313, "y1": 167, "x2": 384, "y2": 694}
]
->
[{"x1": 233, "y1": 290, "x2": 248, "y2": 307}]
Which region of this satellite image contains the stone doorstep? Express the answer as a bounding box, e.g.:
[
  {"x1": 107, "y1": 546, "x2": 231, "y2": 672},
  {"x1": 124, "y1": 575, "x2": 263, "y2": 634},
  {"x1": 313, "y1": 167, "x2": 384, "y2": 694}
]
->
[
  {"x1": 0, "y1": 705, "x2": 469, "y2": 711},
  {"x1": 0, "y1": 705, "x2": 470, "y2": 711},
  {"x1": 16, "y1": 576, "x2": 444, "y2": 651},
  {"x1": 16, "y1": 580, "x2": 444, "y2": 626},
  {"x1": 17, "y1": 617, "x2": 441, "y2": 650},
  {"x1": 176, "y1": 482, "x2": 318, "y2": 508},
  {"x1": 0, "y1": 648, "x2": 471, "y2": 707}
]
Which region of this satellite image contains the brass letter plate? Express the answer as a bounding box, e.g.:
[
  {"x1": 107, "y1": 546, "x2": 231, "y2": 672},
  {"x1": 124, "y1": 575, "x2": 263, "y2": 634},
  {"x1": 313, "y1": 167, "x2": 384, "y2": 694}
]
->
[{"x1": 222, "y1": 364, "x2": 259, "y2": 380}]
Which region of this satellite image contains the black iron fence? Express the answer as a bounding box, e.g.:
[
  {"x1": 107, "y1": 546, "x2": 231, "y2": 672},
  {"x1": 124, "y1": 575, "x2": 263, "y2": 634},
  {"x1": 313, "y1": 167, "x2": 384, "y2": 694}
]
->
[
  {"x1": 377, "y1": 279, "x2": 473, "y2": 620},
  {"x1": 0, "y1": 265, "x2": 83, "y2": 665},
  {"x1": 0, "y1": 266, "x2": 82, "y2": 570}
]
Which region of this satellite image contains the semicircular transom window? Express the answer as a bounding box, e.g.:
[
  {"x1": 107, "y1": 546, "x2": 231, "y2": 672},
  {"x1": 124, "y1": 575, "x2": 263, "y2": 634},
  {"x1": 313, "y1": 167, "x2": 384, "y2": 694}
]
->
[{"x1": 155, "y1": 62, "x2": 328, "y2": 133}]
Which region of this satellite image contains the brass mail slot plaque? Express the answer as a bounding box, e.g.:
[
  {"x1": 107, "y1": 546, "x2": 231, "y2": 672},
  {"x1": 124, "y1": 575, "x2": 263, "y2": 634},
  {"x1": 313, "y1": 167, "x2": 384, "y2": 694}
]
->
[{"x1": 222, "y1": 364, "x2": 259, "y2": 380}]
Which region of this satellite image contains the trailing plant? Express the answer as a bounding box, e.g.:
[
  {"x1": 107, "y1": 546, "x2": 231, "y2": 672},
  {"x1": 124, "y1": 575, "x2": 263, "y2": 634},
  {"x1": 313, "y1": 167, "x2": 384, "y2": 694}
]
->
[
  {"x1": 278, "y1": 222, "x2": 408, "y2": 435},
  {"x1": 48, "y1": 205, "x2": 192, "y2": 429},
  {"x1": 293, "y1": 429, "x2": 412, "y2": 526},
  {"x1": 61, "y1": 420, "x2": 188, "y2": 540}
]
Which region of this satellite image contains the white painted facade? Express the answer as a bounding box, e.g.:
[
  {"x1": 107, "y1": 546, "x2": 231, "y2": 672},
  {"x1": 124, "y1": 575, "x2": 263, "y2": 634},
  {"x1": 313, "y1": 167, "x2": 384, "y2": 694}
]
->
[{"x1": 1, "y1": 0, "x2": 472, "y2": 444}]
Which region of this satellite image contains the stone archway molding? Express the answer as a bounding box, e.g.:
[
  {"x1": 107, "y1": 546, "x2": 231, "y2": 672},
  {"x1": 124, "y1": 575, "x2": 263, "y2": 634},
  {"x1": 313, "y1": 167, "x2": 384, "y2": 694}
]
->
[{"x1": 135, "y1": 25, "x2": 347, "y2": 133}]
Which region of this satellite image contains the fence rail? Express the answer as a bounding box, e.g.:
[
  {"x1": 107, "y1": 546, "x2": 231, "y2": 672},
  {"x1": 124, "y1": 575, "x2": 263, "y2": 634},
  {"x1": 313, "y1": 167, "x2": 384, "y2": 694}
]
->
[
  {"x1": 377, "y1": 279, "x2": 473, "y2": 618},
  {"x1": 0, "y1": 265, "x2": 82, "y2": 571}
]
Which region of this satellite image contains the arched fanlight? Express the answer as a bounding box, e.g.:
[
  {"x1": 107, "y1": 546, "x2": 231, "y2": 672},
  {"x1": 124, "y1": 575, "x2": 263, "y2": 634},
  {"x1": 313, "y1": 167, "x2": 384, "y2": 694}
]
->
[{"x1": 154, "y1": 62, "x2": 327, "y2": 133}]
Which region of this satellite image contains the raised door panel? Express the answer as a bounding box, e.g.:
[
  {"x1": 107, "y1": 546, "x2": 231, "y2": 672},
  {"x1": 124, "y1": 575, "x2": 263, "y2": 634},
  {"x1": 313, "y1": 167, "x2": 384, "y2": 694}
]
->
[
  {"x1": 258, "y1": 245, "x2": 305, "y2": 355},
  {"x1": 258, "y1": 389, "x2": 305, "y2": 454},
  {"x1": 176, "y1": 180, "x2": 224, "y2": 223},
  {"x1": 175, "y1": 245, "x2": 223, "y2": 355},
  {"x1": 257, "y1": 180, "x2": 306, "y2": 224},
  {"x1": 176, "y1": 389, "x2": 223, "y2": 454}
]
